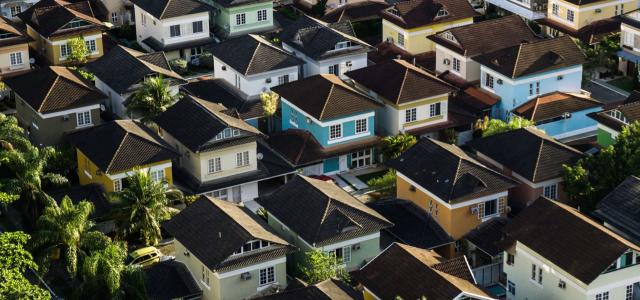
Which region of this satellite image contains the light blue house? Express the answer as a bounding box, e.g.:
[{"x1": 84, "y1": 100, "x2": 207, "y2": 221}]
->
[{"x1": 270, "y1": 74, "x2": 382, "y2": 175}]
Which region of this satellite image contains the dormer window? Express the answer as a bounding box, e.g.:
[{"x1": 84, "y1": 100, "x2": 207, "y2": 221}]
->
[
  {"x1": 436, "y1": 8, "x2": 449, "y2": 17},
  {"x1": 214, "y1": 127, "x2": 241, "y2": 141},
  {"x1": 232, "y1": 240, "x2": 271, "y2": 255},
  {"x1": 607, "y1": 109, "x2": 628, "y2": 123},
  {"x1": 63, "y1": 19, "x2": 90, "y2": 29},
  {"x1": 0, "y1": 31, "x2": 17, "y2": 39},
  {"x1": 335, "y1": 41, "x2": 352, "y2": 50},
  {"x1": 388, "y1": 8, "x2": 401, "y2": 17},
  {"x1": 441, "y1": 31, "x2": 455, "y2": 41}
]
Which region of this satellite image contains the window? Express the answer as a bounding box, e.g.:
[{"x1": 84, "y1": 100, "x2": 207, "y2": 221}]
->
[
  {"x1": 170, "y1": 25, "x2": 181, "y2": 37},
  {"x1": 429, "y1": 102, "x2": 441, "y2": 117},
  {"x1": 278, "y1": 74, "x2": 289, "y2": 85},
  {"x1": 259, "y1": 266, "x2": 275, "y2": 286},
  {"x1": 531, "y1": 264, "x2": 543, "y2": 285},
  {"x1": 290, "y1": 110, "x2": 298, "y2": 126},
  {"x1": 113, "y1": 179, "x2": 123, "y2": 192},
  {"x1": 507, "y1": 253, "x2": 515, "y2": 265},
  {"x1": 328, "y1": 64, "x2": 339, "y2": 75},
  {"x1": 626, "y1": 285, "x2": 634, "y2": 300},
  {"x1": 529, "y1": 82, "x2": 540, "y2": 96},
  {"x1": 351, "y1": 149, "x2": 372, "y2": 168},
  {"x1": 544, "y1": 184, "x2": 558, "y2": 200},
  {"x1": 111, "y1": 12, "x2": 118, "y2": 23},
  {"x1": 85, "y1": 40, "x2": 96, "y2": 53},
  {"x1": 190, "y1": 47, "x2": 203, "y2": 60},
  {"x1": 329, "y1": 124, "x2": 342, "y2": 140},
  {"x1": 452, "y1": 57, "x2": 460, "y2": 72},
  {"x1": 214, "y1": 128, "x2": 241, "y2": 141},
  {"x1": 567, "y1": 9, "x2": 574, "y2": 22},
  {"x1": 508, "y1": 281, "x2": 516, "y2": 295},
  {"x1": 485, "y1": 73, "x2": 494, "y2": 89},
  {"x1": 355, "y1": 118, "x2": 367, "y2": 133},
  {"x1": 207, "y1": 189, "x2": 228, "y2": 200},
  {"x1": 150, "y1": 169, "x2": 165, "y2": 182},
  {"x1": 201, "y1": 265, "x2": 210, "y2": 286},
  {"x1": 398, "y1": 32, "x2": 405, "y2": 46},
  {"x1": 608, "y1": 109, "x2": 628, "y2": 123},
  {"x1": 531, "y1": 264, "x2": 537, "y2": 280},
  {"x1": 236, "y1": 13, "x2": 246, "y2": 25},
  {"x1": 615, "y1": 4, "x2": 624, "y2": 15},
  {"x1": 60, "y1": 44, "x2": 71, "y2": 58},
  {"x1": 141, "y1": 13, "x2": 146, "y2": 25},
  {"x1": 208, "y1": 157, "x2": 221, "y2": 173},
  {"x1": 236, "y1": 151, "x2": 249, "y2": 167},
  {"x1": 595, "y1": 292, "x2": 609, "y2": 300},
  {"x1": 77, "y1": 111, "x2": 92, "y2": 127},
  {"x1": 552, "y1": 3, "x2": 559, "y2": 15},
  {"x1": 333, "y1": 246, "x2": 352, "y2": 263},
  {"x1": 405, "y1": 108, "x2": 417, "y2": 122},
  {"x1": 335, "y1": 41, "x2": 351, "y2": 49},
  {"x1": 257, "y1": 9, "x2": 268, "y2": 21},
  {"x1": 436, "y1": 8, "x2": 448, "y2": 17},
  {"x1": 9, "y1": 52, "x2": 22, "y2": 66},
  {"x1": 192, "y1": 21, "x2": 203, "y2": 33},
  {"x1": 484, "y1": 199, "x2": 497, "y2": 217},
  {"x1": 234, "y1": 240, "x2": 271, "y2": 255},
  {"x1": 10, "y1": 5, "x2": 21, "y2": 17}
]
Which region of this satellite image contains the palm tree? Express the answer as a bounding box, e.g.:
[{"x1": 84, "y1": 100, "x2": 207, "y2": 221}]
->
[
  {"x1": 126, "y1": 75, "x2": 180, "y2": 122},
  {"x1": 31, "y1": 197, "x2": 109, "y2": 278},
  {"x1": 381, "y1": 133, "x2": 417, "y2": 160},
  {"x1": 0, "y1": 113, "x2": 30, "y2": 151},
  {"x1": 109, "y1": 170, "x2": 181, "y2": 246}
]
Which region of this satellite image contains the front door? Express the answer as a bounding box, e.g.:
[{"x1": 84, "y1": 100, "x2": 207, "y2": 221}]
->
[{"x1": 339, "y1": 155, "x2": 348, "y2": 172}]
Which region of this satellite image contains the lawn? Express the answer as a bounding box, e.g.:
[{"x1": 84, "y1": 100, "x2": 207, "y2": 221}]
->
[
  {"x1": 356, "y1": 170, "x2": 388, "y2": 184},
  {"x1": 607, "y1": 77, "x2": 636, "y2": 92}
]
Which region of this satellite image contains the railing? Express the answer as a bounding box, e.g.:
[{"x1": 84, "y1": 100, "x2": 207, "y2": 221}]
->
[{"x1": 473, "y1": 262, "x2": 503, "y2": 287}]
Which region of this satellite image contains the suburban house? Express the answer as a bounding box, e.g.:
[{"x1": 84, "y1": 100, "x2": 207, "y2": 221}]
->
[
  {"x1": 18, "y1": 0, "x2": 106, "y2": 65},
  {"x1": 142, "y1": 260, "x2": 203, "y2": 300},
  {"x1": 101, "y1": 0, "x2": 134, "y2": 26},
  {"x1": 618, "y1": 10, "x2": 640, "y2": 76},
  {"x1": 588, "y1": 91, "x2": 640, "y2": 146},
  {"x1": 463, "y1": 217, "x2": 510, "y2": 288},
  {"x1": 540, "y1": 0, "x2": 634, "y2": 37},
  {"x1": 468, "y1": 127, "x2": 584, "y2": 212},
  {"x1": 257, "y1": 175, "x2": 393, "y2": 271},
  {"x1": 0, "y1": 17, "x2": 31, "y2": 78},
  {"x1": 5, "y1": 66, "x2": 106, "y2": 146},
  {"x1": 256, "y1": 279, "x2": 361, "y2": 300},
  {"x1": 163, "y1": 196, "x2": 292, "y2": 300},
  {"x1": 133, "y1": 0, "x2": 213, "y2": 63},
  {"x1": 379, "y1": 0, "x2": 477, "y2": 55},
  {"x1": 429, "y1": 15, "x2": 539, "y2": 83},
  {"x1": 485, "y1": 0, "x2": 547, "y2": 20},
  {"x1": 594, "y1": 175, "x2": 640, "y2": 245},
  {"x1": 502, "y1": 197, "x2": 640, "y2": 300},
  {"x1": 0, "y1": 0, "x2": 38, "y2": 19},
  {"x1": 271, "y1": 74, "x2": 382, "y2": 175},
  {"x1": 511, "y1": 91, "x2": 603, "y2": 140},
  {"x1": 154, "y1": 95, "x2": 294, "y2": 203},
  {"x1": 354, "y1": 243, "x2": 495, "y2": 300},
  {"x1": 69, "y1": 120, "x2": 178, "y2": 192},
  {"x1": 387, "y1": 138, "x2": 516, "y2": 257},
  {"x1": 473, "y1": 36, "x2": 586, "y2": 120},
  {"x1": 210, "y1": 34, "x2": 302, "y2": 99},
  {"x1": 200, "y1": 0, "x2": 273, "y2": 39},
  {"x1": 88, "y1": 45, "x2": 185, "y2": 118},
  {"x1": 279, "y1": 15, "x2": 372, "y2": 78}
]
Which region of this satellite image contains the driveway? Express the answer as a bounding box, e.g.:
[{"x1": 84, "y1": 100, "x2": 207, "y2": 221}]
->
[{"x1": 583, "y1": 80, "x2": 629, "y2": 104}]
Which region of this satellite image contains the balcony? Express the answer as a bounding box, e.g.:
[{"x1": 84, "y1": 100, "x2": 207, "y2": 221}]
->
[{"x1": 486, "y1": 0, "x2": 547, "y2": 20}]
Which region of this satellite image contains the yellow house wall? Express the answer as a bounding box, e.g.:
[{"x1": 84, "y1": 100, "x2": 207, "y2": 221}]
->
[
  {"x1": 26, "y1": 25, "x2": 104, "y2": 65},
  {"x1": 548, "y1": 0, "x2": 637, "y2": 30},
  {"x1": 382, "y1": 17, "x2": 474, "y2": 54}
]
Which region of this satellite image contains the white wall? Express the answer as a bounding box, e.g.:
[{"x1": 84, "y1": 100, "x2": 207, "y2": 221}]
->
[
  {"x1": 434, "y1": 44, "x2": 481, "y2": 81},
  {"x1": 213, "y1": 57, "x2": 299, "y2": 97},
  {"x1": 282, "y1": 43, "x2": 367, "y2": 79},
  {"x1": 135, "y1": 5, "x2": 209, "y2": 50}
]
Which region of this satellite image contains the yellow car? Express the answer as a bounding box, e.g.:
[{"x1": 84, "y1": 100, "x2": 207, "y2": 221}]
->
[{"x1": 126, "y1": 247, "x2": 161, "y2": 267}]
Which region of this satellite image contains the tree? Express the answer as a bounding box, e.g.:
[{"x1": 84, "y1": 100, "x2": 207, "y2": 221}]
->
[
  {"x1": 66, "y1": 37, "x2": 89, "y2": 66},
  {"x1": 381, "y1": 133, "x2": 417, "y2": 160},
  {"x1": 579, "y1": 33, "x2": 620, "y2": 79},
  {"x1": 366, "y1": 170, "x2": 396, "y2": 197},
  {"x1": 0, "y1": 232, "x2": 50, "y2": 299},
  {"x1": 0, "y1": 113, "x2": 30, "y2": 151},
  {"x1": 31, "y1": 197, "x2": 109, "y2": 278},
  {"x1": 299, "y1": 250, "x2": 349, "y2": 284},
  {"x1": 475, "y1": 116, "x2": 536, "y2": 137},
  {"x1": 127, "y1": 75, "x2": 180, "y2": 122},
  {"x1": 109, "y1": 170, "x2": 181, "y2": 246},
  {"x1": 260, "y1": 91, "x2": 279, "y2": 133}
]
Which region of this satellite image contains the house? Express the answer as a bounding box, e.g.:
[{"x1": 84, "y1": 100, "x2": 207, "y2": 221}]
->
[
  {"x1": 133, "y1": 0, "x2": 213, "y2": 63},
  {"x1": 18, "y1": 0, "x2": 106, "y2": 65},
  {"x1": 100, "y1": 0, "x2": 134, "y2": 26},
  {"x1": 255, "y1": 279, "x2": 362, "y2": 300},
  {"x1": 594, "y1": 175, "x2": 640, "y2": 245},
  {"x1": 511, "y1": 91, "x2": 603, "y2": 141},
  {"x1": 69, "y1": 120, "x2": 178, "y2": 192},
  {"x1": 354, "y1": 243, "x2": 495, "y2": 300},
  {"x1": 154, "y1": 95, "x2": 295, "y2": 203},
  {"x1": 163, "y1": 196, "x2": 292, "y2": 300},
  {"x1": 271, "y1": 74, "x2": 382, "y2": 175},
  {"x1": 429, "y1": 15, "x2": 539, "y2": 83},
  {"x1": 346, "y1": 59, "x2": 477, "y2": 139},
  {"x1": 473, "y1": 36, "x2": 586, "y2": 120},
  {"x1": 87, "y1": 45, "x2": 185, "y2": 118},
  {"x1": 588, "y1": 91, "x2": 640, "y2": 146},
  {"x1": 379, "y1": 0, "x2": 477, "y2": 55},
  {"x1": 387, "y1": 138, "x2": 516, "y2": 257},
  {"x1": 200, "y1": 0, "x2": 273, "y2": 39},
  {"x1": 540, "y1": 0, "x2": 634, "y2": 38},
  {"x1": 257, "y1": 175, "x2": 393, "y2": 271},
  {"x1": 463, "y1": 217, "x2": 510, "y2": 288},
  {"x1": 143, "y1": 260, "x2": 203, "y2": 300},
  {"x1": 279, "y1": 15, "x2": 372, "y2": 79},
  {"x1": 210, "y1": 34, "x2": 302, "y2": 99},
  {"x1": 0, "y1": 17, "x2": 31, "y2": 78},
  {"x1": 0, "y1": 0, "x2": 38, "y2": 19},
  {"x1": 485, "y1": 0, "x2": 547, "y2": 20},
  {"x1": 502, "y1": 197, "x2": 640, "y2": 300},
  {"x1": 5, "y1": 66, "x2": 107, "y2": 146},
  {"x1": 468, "y1": 127, "x2": 583, "y2": 212}
]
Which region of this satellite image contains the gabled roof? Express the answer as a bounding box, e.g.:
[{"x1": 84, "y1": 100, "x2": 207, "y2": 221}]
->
[
  {"x1": 272, "y1": 74, "x2": 382, "y2": 121},
  {"x1": 0, "y1": 16, "x2": 32, "y2": 48},
  {"x1": 473, "y1": 35, "x2": 585, "y2": 79},
  {"x1": 354, "y1": 243, "x2": 493, "y2": 300},
  {"x1": 4, "y1": 66, "x2": 106, "y2": 114},
  {"x1": 132, "y1": 0, "x2": 211, "y2": 19},
  {"x1": 513, "y1": 92, "x2": 602, "y2": 122},
  {"x1": 210, "y1": 35, "x2": 302, "y2": 76},
  {"x1": 181, "y1": 79, "x2": 263, "y2": 120},
  {"x1": 88, "y1": 45, "x2": 184, "y2": 94},
  {"x1": 594, "y1": 176, "x2": 640, "y2": 244},
  {"x1": 18, "y1": 0, "x2": 105, "y2": 38},
  {"x1": 154, "y1": 95, "x2": 262, "y2": 153},
  {"x1": 588, "y1": 91, "x2": 640, "y2": 132},
  {"x1": 503, "y1": 197, "x2": 640, "y2": 285},
  {"x1": 322, "y1": 1, "x2": 391, "y2": 23},
  {"x1": 464, "y1": 217, "x2": 509, "y2": 257},
  {"x1": 345, "y1": 59, "x2": 454, "y2": 105},
  {"x1": 68, "y1": 120, "x2": 178, "y2": 174},
  {"x1": 143, "y1": 260, "x2": 202, "y2": 300},
  {"x1": 256, "y1": 278, "x2": 363, "y2": 300},
  {"x1": 257, "y1": 175, "x2": 392, "y2": 246},
  {"x1": 380, "y1": 0, "x2": 477, "y2": 29},
  {"x1": 388, "y1": 138, "x2": 516, "y2": 203},
  {"x1": 428, "y1": 15, "x2": 539, "y2": 57},
  {"x1": 468, "y1": 127, "x2": 583, "y2": 183},
  {"x1": 163, "y1": 196, "x2": 290, "y2": 271}
]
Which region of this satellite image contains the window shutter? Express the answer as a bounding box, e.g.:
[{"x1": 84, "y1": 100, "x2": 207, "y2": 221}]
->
[
  {"x1": 498, "y1": 197, "x2": 506, "y2": 215},
  {"x1": 477, "y1": 202, "x2": 485, "y2": 219}
]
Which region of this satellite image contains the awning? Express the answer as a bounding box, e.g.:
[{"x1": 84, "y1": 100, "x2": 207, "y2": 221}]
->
[{"x1": 617, "y1": 50, "x2": 640, "y2": 63}]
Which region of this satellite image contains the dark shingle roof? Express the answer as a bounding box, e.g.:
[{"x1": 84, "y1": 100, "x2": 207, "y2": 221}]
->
[
  {"x1": 181, "y1": 79, "x2": 263, "y2": 119},
  {"x1": 513, "y1": 92, "x2": 602, "y2": 122},
  {"x1": 467, "y1": 127, "x2": 583, "y2": 183},
  {"x1": 256, "y1": 279, "x2": 363, "y2": 300},
  {"x1": 0, "y1": 16, "x2": 32, "y2": 48},
  {"x1": 354, "y1": 243, "x2": 490, "y2": 300},
  {"x1": 388, "y1": 138, "x2": 516, "y2": 203},
  {"x1": 503, "y1": 197, "x2": 640, "y2": 284},
  {"x1": 380, "y1": 0, "x2": 477, "y2": 29},
  {"x1": 594, "y1": 176, "x2": 640, "y2": 244},
  {"x1": 132, "y1": 0, "x2": 211, "y2": 19},
  {"x1": 345, "y1": 59, "x2": 454, "y2": 105},
  {"x1": 68, "y1": 120, "x2": 178, "y2": 174},
  {"x1": 257, "y1": 175, "x2": 392, "y2": 246},
  {"x1": 18, "y1": 0, "x2": 104, "y2": 38},
  {"x1": 88, "y1": 45, "x2": 184, "y2": 94},
  {"x1": 4, "y1": 66, "x2": 106, "y2": 114},
  {"x1": 428, "y1": 15, "x2": 539, "y2": 57},
  {"x1": 211, "y1": 35, "x2": 302, "y2": 76},
  {"x1": 272, "y1": 74, "x2": 381, "y2": 121},
  {"x1": 464, "y1": 217, "x2": 509, "y2": 257},
  {"x1": 473, "y1": 35, "x2": 585, "y2": 79},
  {"x1": 322, "y1": 1, "x2": 391, "y2": 23},
  {"x1": 154, "y1": 95, "x2": 262, "y2": 153},
  {"x1": 143, "y1": 260, "x2": 202, "y2": 300},
  {"x1": 588, "y1": 92, "x2": 640, "y2": 132},
  {"x1": 50, "y1": 184, "x2": 113, "y2": 221},
  {"x1": 163, "y1": 196, "x2": 290, "y2": 271}
]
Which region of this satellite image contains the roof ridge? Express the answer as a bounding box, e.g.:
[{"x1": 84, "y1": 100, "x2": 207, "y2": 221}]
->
[
  {"x1": 319, "y1": 80, "x2": 336, "y2": 120},
  {"x1": 531, "y1": 138, "x2": 545, "y2": 182},
  {"x1": 206, "y1": 197, "x2": 258, "y2": 240},
  {"x1": 530, "y1": 96, "x2": 540, "y2": 119},
  {"x1": 159, "y1": 0, "x2": 171, "y2": 19},
  {"x1": 512, "y1": 43, "x2": 524, "y2": 78},
  {"x1": 396, "y1": 66, "x2": 410, "y2": 104},
  {"x1": 449, "y1": 155, "x2": 464, "y2": 201},
  {"x1": 244, "y1": 39, "x2": 261, "y2": 75},
  {"x1": 39, "y1": 73, "x2": 60, "y2": 112},
  {"x1": 105, "y1": 129, "x2": 129, "y2": 173}
]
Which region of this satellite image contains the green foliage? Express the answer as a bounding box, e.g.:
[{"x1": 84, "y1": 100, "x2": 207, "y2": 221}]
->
[
  {"x1": 70, "y1": 67, "x2": 96, "y2": 82},
  {"x1": 127, "y1": 75, "x2": 181, "y2": 122},
  {"x1": 169, "y1": 58, "x2": 188, "y2": 74},
  {"x1": 261, "y1": 91, "x2": 279, "y2": 133},
  {"x1": 78, "y1": 240, "x2": 127, "y2": 298},
  {"x1": 0, "y1": 232, "x2": 50, "y2": 299},
  {"x1": 476, "y1": 116, "x2": 536, "y2": 137},
  {"x1": 579, "y1": 33, "x2": 620, "y2": 79},
  {"x1": 67, "y1": 37, "x2": 89, "y2": 66},
  {"x1": 199, "y1": 52, "x2": 214, "y2": 68},
  {"x1": 299, "y1": 250, "x2": 350, "y2": 284},
  {"x1": 381, "y1": 133, "x2": 417, "y2": 160},
  {"x1": 367, "y1": 170, "x2": 396, "y2": 197},
  {"x1": 0, "y1": 113, "x2": 30, "y2": 151},
  {"x1": 43, "y1": 147, "x2": 78, "y2": 185}
]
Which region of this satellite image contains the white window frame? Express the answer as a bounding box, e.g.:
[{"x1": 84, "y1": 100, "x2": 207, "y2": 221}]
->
[
  {"x1": 111, "y1": 12, "x2": 118, "y2": 23},
  {"x1": 429, "y1": 102, "x2": 441, "y2": 117},
  {"x1": 150, "y1": 169, "x2": 165, "y2": 183},
  {"x1": 10, "y1": 5, "x2": 21, "y2": 17},
  {"x1": 543, "y1": 184, "x2": 558, "y2": 200},
  {"x1": 9, "y1": 52, "x2": 22, "y2": 66},
  {"x1": 85, "y1": 39, "x2": 97, "y2": 53},
  {"x1": 626, "y1": 284, "x2": 634, "y2": 300},
  {"x1": 405, "y1": 107, "x2": 417, "y2": 123},
  {"x1": 351, "y1": 149, "x2": 372, "y2": 168},
  {"x1": 452, "y1": 57, "x2": 460, "y2": 72},
  {"x1": 329, "y1": 124, "x2": 342, "y2": 140},
  {"x1": 60, "y1": 44, "x2": 71, "y2": 58},
  {"x1": 192, "y1": 20, "x2": 203, "y2": 33},
  {"x1": 235, "y1": 13, "x2": 246, "y2": 25},
  {"x1": 596, "y1": 292, "x2": 609, "y2": 300},
  {"x1": 328, "y1": 64, "x2": 339, "y2": 75},
  {"x1": 355, "y1": 118, "x2": 367, "y2": 134},
  {"x1": 236, "y1": 151, "x2": 249, "y2": 167},
  {"x1": 398, "y1": 32, "x2": 405, "y2": 47},
  {"x1": 485, "y1": 73, "x2": 494, "y2": 89},
  {"x1": 113, "y1": 178, "x2": 123, "y2": 192},
  {"x1": 278, "y1": 74, "x2": 289, "y2": 85},
  {"x1": 76, "y1": 111, "x2": 92, "y2": 127},
  {"x1": 169, "y1": 25, "x2": 181, "y2": 37},
  {"x1": 201, "y1": 265, "x2": 210, "y2": 287},
  {"x1": 208, "y1": 157, "x2": 222, "y2": 173},
  {"x1": 552, "y1": 3, "x2": 559, "y2": 16},
  {"x1": 259, "y1": 266, "x2": 275, "y2": 286},
  {"x1": 567, "y1": 9, "x2": 575, "y2": 22},
  {"x1": 257, "y1": 9, "x2": 268, "y2": 21}
]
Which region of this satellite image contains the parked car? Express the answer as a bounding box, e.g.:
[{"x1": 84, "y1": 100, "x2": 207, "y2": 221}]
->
[{"x1": 126, "y1": 246, "x2": 161, "y2": 267}]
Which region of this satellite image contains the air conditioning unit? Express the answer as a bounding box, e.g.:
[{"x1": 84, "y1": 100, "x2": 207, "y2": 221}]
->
[
  {"x1": 558, "y1": 280, "x2": 566, "y2": 289},
  {"x1": 470, "y1": 206, "x2": 479, "y2": 214},
  {"x1": 62, "y1": 114, "x2": 70, "y2": 121},
  {"x1": 352, "y1": 243, "x2": 361, "y2": 250},
  {"x1": 240, "y1": 272, "x2": 252, "y2": 280},
  {"x1": 346, "y1": 61, "x2": 352, "y2": 67},
  {"x1": 497, "y1": 79, "x2": 503, "y2": 85},
  {"x1": 443, "y1": 58, "x2": 451, "y2": 65}
]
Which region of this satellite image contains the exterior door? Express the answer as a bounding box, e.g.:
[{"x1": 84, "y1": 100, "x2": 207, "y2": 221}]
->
[{"x1": 339, "y1": 155, "x2": 348, "y2": 172}]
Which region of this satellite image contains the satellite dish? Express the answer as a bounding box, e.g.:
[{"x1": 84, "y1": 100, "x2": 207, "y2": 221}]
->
[{"x1": 257, "y1": 153, "x2": 263, "y2": 160}]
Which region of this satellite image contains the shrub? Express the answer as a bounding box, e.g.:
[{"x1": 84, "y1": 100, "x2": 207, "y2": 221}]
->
[{"x1": 169, "y1": 58, "x2": 188, "y2": 74}]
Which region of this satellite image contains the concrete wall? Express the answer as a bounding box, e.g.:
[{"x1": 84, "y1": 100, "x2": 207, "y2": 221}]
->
[
  {"x1": 282, "y1": 43, "x2": 367, "y2": 79},
  {"x1": 135, "y1": 6, "x2": 209, "y2": 51},
  {"x1": 0, "y1": 43, "x2": 30, "y2": 76},
  {"x1": 204, "y1": 1, "x2": 273, "y2": 37},
  {"x1": 435, "y1": 44, "x2": 482, "y2": 81},
  {"x1": 213, "y1": 56, "x2": 299, "y2": 97}
]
